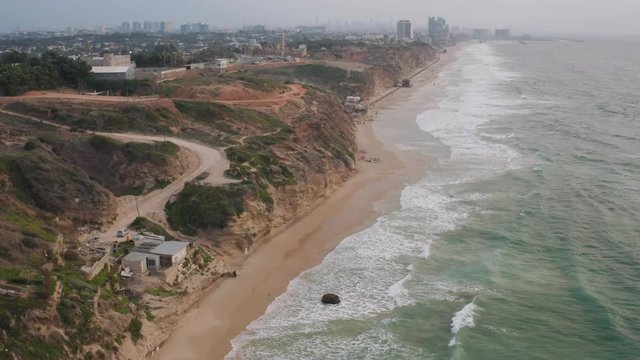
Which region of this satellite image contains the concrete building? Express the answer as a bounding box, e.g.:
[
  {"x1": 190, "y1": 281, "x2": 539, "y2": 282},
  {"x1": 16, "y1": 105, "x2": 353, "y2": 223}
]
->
[
  {"x1": 428, "y1": 17, "x2": 449, "y2": 43},
  {"x1": 122, "y1": 240, "x2": 189, "y2": 275},
  {"x1": 296, "y1": 26, "x2": 326, "y2": 34},
  {"x1": 91, "y1": 66, "x2": 136, "y2": 80},
  {"x1": 162, "y1": 21, "x2": 173, "y2": 33},
  {"x1": 397, "y1": 20, "x2": 413, "y2": 40},
  {"x1": 472, "y1": 28, "x2": 490, "y2": 40},
  {"x1": 143, "y1": 21, "x2": 153, "y2": 32},
  {"x1": 495, "y1": 29, "x2": 511, "y2": 39},
  {"x1": 87, "y1": 53, "x2": 132, "y2": 67},
  {"x1": 121, "y1": 22, "x2": 131, "y2": 33},
  {"x1": 132, "y1": 21, "x2": 142, "y2": 32},
  {"x1": 135, "y1": 67, "x2": 186, "y2": 82},
  {"x1": 181, "y1": 23, "x2": 210, "y2": 34}
]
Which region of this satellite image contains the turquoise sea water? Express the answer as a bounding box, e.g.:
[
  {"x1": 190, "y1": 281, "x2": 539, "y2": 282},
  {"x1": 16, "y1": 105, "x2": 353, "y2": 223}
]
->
[{"x1": 228, "y1": 39, "x2": 640, "y2": 359}]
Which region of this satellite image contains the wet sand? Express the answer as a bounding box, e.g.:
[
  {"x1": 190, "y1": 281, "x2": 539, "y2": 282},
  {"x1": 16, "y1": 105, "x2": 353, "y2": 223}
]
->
[{"x1": 154, "y1": 46, "x2": 461, "y2": 360}]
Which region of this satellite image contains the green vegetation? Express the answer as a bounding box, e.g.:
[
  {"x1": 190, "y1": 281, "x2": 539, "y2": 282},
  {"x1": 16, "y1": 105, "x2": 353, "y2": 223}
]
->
[
  {"x1": 129, "y1": 217, "x2": 175, "y2": 241},
  {"x1": 255, "y1": 64, "x2": 366, "y2": 97},
  {"x1": 1, "y1": 150, "x2": 110, "y2": 221},
  {"x1": 166, "y1": 183, "x2": 247, "y2": 235},
  {"x1": 226, "y1": 74, "x2": 283, "y2": 92},
  {"x1": 146, "y1": 287, "x2": 181, "y2": 298},
  {"x1": 225, "y1": 129, "x2": 296, "y2": 187},
  {"x1": 0, "y1": 51, "x2": 92, "y2": 96},
  {"x1": 132, "y1": 44, "x2": 184, "y2": 68},
  {"x1": 127, "y1": 318, "x2": 143, "y2": 343},
  {"x1": 89, "y1": 135, "x2": 179, "y2": 166},
  {"x1": 5, "y1": 101, "x2": 178, "y2": 134},
  {"x1": 173, "y1": 100, "x2": 283, "y2": 132},
  {"x1": 1, "y1": 206, "x2": 57, "y2": 242}
]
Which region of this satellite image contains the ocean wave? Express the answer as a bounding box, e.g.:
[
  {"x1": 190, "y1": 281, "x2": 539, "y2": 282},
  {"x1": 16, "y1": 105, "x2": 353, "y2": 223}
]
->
[{"x1": 448, "y1": 298, "x2": 480, "y2": 347}]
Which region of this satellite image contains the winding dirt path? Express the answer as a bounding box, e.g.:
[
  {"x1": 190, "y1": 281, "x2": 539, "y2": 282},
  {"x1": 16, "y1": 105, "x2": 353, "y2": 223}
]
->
[{"x1": 0, "y1": 108, "x2": 235, "y2": 243}]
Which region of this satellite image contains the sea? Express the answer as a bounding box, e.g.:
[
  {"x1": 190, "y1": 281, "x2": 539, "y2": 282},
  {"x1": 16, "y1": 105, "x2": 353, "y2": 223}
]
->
[{"x1": 227, "y1": 38, "x2": 640, "y2": 359}]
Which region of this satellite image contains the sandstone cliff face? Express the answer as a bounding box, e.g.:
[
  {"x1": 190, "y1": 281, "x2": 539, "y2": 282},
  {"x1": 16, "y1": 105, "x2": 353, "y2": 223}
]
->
[
  {"x1": 220, "y1": 90, "x2": 356, "y2": 249},
  {"x1": 360, "y1": 45, "x2": 437, "y2": 98},
  {"x1": 211, "y1": 45, "x2": 436, "y2": 251}
]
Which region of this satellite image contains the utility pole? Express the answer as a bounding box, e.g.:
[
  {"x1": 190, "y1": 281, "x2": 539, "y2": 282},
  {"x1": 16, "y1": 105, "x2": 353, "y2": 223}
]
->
[{"x1": 281, "y1": 31, "x2": 285, "y2": 57}]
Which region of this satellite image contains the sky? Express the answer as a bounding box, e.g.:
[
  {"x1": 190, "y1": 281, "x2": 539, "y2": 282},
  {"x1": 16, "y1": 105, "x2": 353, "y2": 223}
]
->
[{"x1": 2, "y1": 0, "x2": 640, "y2": 35}]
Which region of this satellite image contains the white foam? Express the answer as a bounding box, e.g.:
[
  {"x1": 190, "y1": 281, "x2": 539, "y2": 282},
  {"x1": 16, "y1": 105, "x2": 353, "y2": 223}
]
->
[
  {"x1": 228, "y1": 42, "x2": 524, "y2": 359},
  {"x1": 448, "y1": 298, "x2": 480, "y2": 347}
]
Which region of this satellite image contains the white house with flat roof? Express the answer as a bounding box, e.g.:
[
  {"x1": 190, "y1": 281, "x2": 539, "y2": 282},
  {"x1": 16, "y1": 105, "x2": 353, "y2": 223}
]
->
[{"x1": 121, "y1": 241, "x2": 189, "y2": 276}]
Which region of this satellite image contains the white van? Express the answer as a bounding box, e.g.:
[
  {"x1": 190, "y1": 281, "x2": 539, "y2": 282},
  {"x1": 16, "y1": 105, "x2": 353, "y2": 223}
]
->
[{"x1": 116, "y1": 229, "x2": 129, "y2": 238}]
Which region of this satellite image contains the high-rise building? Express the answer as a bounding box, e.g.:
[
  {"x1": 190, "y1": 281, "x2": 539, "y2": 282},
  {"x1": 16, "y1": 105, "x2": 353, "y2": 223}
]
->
[
  {"x1": 132, "y1": 21, "x2": 142, "y2": 32},
  {"x1": 428, "y1": 17, "x2": 449, "y2": 43},
  {"x1": 495, "y1": 29, "x2": 511, "y2": 39},
  {"x1": 121, "y1": 21, "x2": 131, "y2": 33},
  {"x1": 162, "y1": 22, "x2": 173, "y2": 33},
  {"x1": 143, "y1": 21, "x2": 152, "y2": 33},
  {"x1": 397, "y1": 20, "x2": 413, "y2": 40}
]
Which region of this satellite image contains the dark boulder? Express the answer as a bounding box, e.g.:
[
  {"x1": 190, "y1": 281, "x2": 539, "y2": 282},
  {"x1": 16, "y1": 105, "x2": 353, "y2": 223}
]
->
[{"x1": 321, "y1": 293, "x2": 341, "y2": 304}]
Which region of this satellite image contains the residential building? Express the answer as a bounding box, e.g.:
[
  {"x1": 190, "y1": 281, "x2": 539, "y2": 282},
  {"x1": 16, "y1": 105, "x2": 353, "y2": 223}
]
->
[
  {"x1": 121, "y1": 22, "x2": 131, "y2": 33},
  {"x1": 495, "y1": 28, "x2": 511, "y2": 39},
  {"x1": 428, "y1": 17, "x2": 449, "y2": 43},
  {"x1": 472, "y1": 28, "x2": 490, "y2": 40},
  {"x1": 397, "y1": 20, "x2": 413, "y2": 40},
  {"x1": 132, "y1": 21, "x2": 142, "y2": 32}
]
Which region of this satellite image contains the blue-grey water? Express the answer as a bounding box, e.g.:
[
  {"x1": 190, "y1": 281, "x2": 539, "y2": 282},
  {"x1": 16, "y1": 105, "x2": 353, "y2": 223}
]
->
[{"x1": 228, "y1": 39, "x2": 640, "y2": 359}]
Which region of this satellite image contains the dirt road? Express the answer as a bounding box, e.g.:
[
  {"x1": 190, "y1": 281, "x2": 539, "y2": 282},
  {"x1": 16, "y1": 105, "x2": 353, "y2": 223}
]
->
[
  {"x1": 0, "y1": 108, "x2": 234, "y2": 243},
  {"x1": 93, "y1": 133, "x2": 236, "y2": 244}
]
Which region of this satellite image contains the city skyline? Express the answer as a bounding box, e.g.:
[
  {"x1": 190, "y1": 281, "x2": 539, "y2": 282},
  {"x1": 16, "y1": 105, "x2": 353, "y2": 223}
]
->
[{"x1": 2, "y1": 0, "x2": 640, "y2": 35}]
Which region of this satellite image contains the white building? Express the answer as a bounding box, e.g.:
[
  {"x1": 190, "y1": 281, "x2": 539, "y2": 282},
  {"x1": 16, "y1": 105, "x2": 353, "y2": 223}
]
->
[
  {"x1": 397, "y1": 20, "x2": 413, "y2": 40},
  {"x1": 91, "y1": 66, "x2": 136, "y2": 80},
  {"x1": 122, "y1": 241, "x2": 189, "y2": 275}
]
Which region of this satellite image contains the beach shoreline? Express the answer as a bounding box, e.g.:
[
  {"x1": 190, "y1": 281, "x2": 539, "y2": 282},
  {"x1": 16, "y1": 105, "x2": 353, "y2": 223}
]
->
[{"x1": 154, "y1": 46, "x2": 461, "y2": 360}]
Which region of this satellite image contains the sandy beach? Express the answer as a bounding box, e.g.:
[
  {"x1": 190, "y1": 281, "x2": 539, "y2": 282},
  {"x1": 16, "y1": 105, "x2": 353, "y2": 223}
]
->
[{"x1": 154, "y1": 46, "x2": 461, "y2": 360}]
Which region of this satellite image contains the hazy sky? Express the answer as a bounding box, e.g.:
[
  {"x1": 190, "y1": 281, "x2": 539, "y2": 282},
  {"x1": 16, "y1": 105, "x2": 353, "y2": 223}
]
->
[{"x1": 2, "y1": 0, "x2": 640, "y2": 34}]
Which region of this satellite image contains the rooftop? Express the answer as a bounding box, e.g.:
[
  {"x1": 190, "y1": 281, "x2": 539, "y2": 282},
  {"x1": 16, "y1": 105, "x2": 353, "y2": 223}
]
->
[
  {"x1": 150, "y1": 241, "x2": 189, "y2": 256},
  {"x1": 91, "y1": 66, "x2": 132, "y2": 73}
]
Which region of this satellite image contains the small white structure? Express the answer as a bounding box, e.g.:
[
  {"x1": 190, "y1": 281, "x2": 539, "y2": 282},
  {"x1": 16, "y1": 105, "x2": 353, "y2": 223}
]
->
[
  {"x1": 92, "y1": 66, "x2": 136, "y2": 80},
  {"x1": 135, "y1": 67, "x2": 186, "y2": 82},
  {"x1": 151, "y1": 241, "x2": 189, "y2": 268},
  {"x1": 346, "y1": 96, "x2": 361, "y2": 103},
  {"x1": 215, "y1": 59, "x2": 229, "y2": 69},
  {"x1": 121, "y1": 240, "x2": 189, "y2": 276},
  {"x1": 122, "y1": 252, "x2": 149, "y2": 274}
]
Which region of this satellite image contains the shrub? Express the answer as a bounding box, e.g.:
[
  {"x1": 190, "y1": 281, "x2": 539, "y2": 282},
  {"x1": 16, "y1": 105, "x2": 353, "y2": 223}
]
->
[
  {"x1": 127, "y1": 318, "x2": 142, "y2": 343},
  {"x1": 165, "y1": 183, "x2": 246, "y2": 235}
]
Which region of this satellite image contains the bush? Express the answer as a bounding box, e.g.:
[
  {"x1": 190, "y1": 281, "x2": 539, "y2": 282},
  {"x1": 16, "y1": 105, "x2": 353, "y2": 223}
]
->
[
  {"x1": 127, "y1": 318, "x2": 143, "y2": 343},
  {"x1": 165, "y1": 183, "x2": 246, "y2": 235}
]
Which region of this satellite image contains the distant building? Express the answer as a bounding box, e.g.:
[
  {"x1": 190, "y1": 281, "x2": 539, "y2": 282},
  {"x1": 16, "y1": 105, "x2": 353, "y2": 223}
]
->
[
  {"x1": 397, "y1": 20, "x2": 413, "y2": 40},
  {"x1": 243, "y1": 25, "x2": 267, "y2": 33},
  {"x1": 121, "y1": 21, "x2": 131, "y2": 33},
  {"x1": 162, "y1": 21, "x2": 173, "y2": 33},
  {"x1": 181, "y1": 22, "x2": 210, "y2": 34},
  {"x1": 472, "y1": 28, "x2": 490, "y2": 40},
  {"x1": 495, "y1": 28, "x2": 511, "y2": 39},
  {"x1": 296, "y1": 26, "x2": 326, "y2": 34},
  {"x1": 143, "y1": 21, "x2": 153, "y2": 32},
  {"x1": 428, "y1": 17, "x2": 449, "y2": 43},
  {"x1": 135, "y1": 67, "x2": 186, "y2": 82},
  {"x1": 91, "y1": 66, "x2": 135, "y2": 80},
  {"x1": 88, "y1": 53, "x2": 132, "y2": 67},
  {"x1": 132, "y1": 21, "x2": 142, "y2": 32}
]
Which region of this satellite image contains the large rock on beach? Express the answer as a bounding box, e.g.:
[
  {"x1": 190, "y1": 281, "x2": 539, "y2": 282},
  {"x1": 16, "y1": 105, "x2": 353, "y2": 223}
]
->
[{"x1": 321, "y1": 293, "x2": 341, "y2": 304}]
